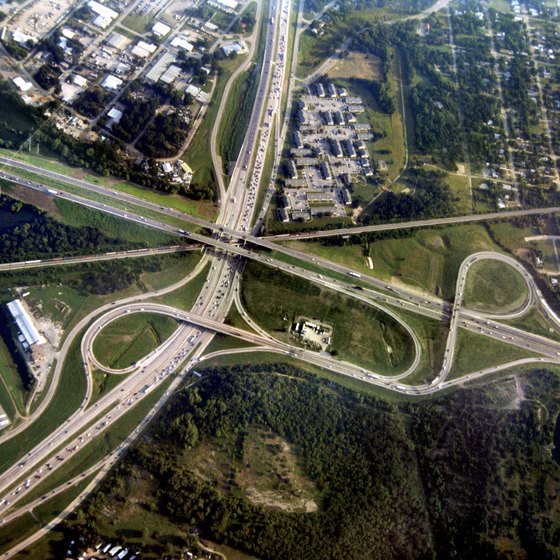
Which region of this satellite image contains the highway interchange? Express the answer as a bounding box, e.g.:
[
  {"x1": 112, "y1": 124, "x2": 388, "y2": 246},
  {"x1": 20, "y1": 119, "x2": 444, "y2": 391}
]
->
[{"x1": 0, "y1": 0, "x2": 560, "y2": 555}]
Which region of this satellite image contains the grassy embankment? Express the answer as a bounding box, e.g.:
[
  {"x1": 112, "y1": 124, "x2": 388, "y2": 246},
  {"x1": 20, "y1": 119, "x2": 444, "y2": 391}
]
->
[
  {"x1": 463, "y1": 259, "x2": 528, "y2": 314},
  {"x1": 92, "y1": 313, "x2": 179, "y2": 370},
  {"x1": 0, "y1": 148, "x2": 216, "y2": 221},
  {"x1": 240, "y1": 260, "x2": 415, "y2": 374}
]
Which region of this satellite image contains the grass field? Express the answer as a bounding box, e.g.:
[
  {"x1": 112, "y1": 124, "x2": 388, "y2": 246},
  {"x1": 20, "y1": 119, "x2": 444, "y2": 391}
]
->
[
  {"x1": 296, "y1": 30, "x2": 338, "y2": 78},
  {"x1": 16, "y1": 252, "x2": 202, "y2": 337},
  {"x1": 152, "y1": 262, "x2": 210, "y2": 311},
  {"x1": 217, "y1": 65, "x2": 260, "y2": 178},
  {"x1": 448, "y1": 330, "x2": 539, "y2": 380},
  {"x1": 217, "y1": 2, "x2": 267, "y2": 179},
  {"x1": 463, "y1": 259, "x2": 529, "y2": 313},
  {"x1": 0, "y1": 334, "x2": 87, "y2": 472},
  {"x1": 487, "y1": 220, "x2": 540, "y2": 253},
  {"x1": 185, "y1": 55, "x2": 247, "y2": 192},
  {"x1": 203, "y1": 334, "x2": 258, "y2": 355},
  {"x1": 445, "y1": 173, "x2": 472, "y2": 214},
  {"x1": 121, "y1": 13, "x2": 154, "y2": 33},
  {"x1": 0, "y1": 336, "x2": 26, "y2": 418},
  {"x1": 504, "y1": 308, "x2": 560, "y2": 343},
  {"x1": 241, "y1": 261, "x2": 415, "y2": 374},
  {"x1": 284, "y1": 223, "x2": 503, "y2": 299},
  {"x1": 0, "y1": 148, "x2": 216, "y2": 220},
  {"x1": 3, "y1": 166, "x2": 201, "y2": 235},
  {"x1": 55, "y1": 198, "x2": 176, "y2": 247},
  {"x1": 391, "y1": 310, "x2": 449, "y2": 386},
  {"x1": 328, "y1": 51, "x2": 382, "y2": 81},
  {"x1": 93, "y1": 313, "x2": 179, "y2": 370}
]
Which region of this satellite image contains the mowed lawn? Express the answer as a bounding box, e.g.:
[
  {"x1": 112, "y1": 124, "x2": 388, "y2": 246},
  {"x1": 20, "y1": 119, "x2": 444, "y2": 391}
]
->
[
  {"x1": 463, "y1": 259, "x2": 529, "y2": 314},
  {"x1": 241, "y1": 261, "x2": 415, "y2": 375},
  {"x1": 93, "y1": 313, "x2": 178, "y2": 369}
]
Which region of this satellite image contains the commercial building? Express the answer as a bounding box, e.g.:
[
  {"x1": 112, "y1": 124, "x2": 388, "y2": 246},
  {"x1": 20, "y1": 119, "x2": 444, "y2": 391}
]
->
[
  {"x1": 6, "y1": 299, "x2": 42, "y2": 347},
  {"x1": 222, "y1": 40, "x2": 247, "y2": 56}
]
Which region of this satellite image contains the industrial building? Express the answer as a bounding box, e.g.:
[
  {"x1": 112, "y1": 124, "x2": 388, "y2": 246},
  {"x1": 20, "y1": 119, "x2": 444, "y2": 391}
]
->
[
  {"x1": 6, "y1": 299, "x2": 42, "y2": 348},
  {"x1": 88, "y1": 0, "x2": 118, "y2": 28},
  {"x1": 101, "y1": 74, "x2": 123, "y2": 90},
  {"x1": 171, "y1": 36, "x2": 194, "y2": 52},
  {"x1": 131, "y1": 41, "x2": 157, "y2": 59},
  {"x1": 152, "y1": 22, "x2": 171, "y2": 37}
]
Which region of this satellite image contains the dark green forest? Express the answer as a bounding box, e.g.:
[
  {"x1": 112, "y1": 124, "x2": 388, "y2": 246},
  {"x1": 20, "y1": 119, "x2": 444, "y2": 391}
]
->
[{"x1": 61, "y1": 364, "x2": 560, "y2": 559}]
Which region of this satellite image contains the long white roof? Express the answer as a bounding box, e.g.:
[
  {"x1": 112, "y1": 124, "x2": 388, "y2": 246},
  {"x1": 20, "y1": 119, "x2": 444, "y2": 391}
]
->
[
  {"x1": 6, "y1": 300, "x2": 41, "y2": 347},
  {"x1": 88, "y1": 1, "x2": 118, "y2": 21}
]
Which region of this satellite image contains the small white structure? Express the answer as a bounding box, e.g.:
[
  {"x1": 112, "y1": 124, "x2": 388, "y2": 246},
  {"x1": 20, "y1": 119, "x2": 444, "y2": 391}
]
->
[
  {"x1": 204, "y1": 22, "x2": 218, "y2": 33},
  {"x1": 222, "y1": 40, "x2": 247, "y2": 56},
  {"x1": 61, "y1": 28, "x2": 75, "y2": 39}
]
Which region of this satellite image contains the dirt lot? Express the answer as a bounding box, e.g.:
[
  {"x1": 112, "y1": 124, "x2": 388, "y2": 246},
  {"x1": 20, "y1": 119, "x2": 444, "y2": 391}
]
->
[
  {"x1": 7, "y1": 0, "x2": 75, "y2": 41},
  {"x1": 6, "y1": 184, "x2": 61, "y2": 217},
  {"x1": 328, "y1": 51, "x2": 382, "y2": 81}
]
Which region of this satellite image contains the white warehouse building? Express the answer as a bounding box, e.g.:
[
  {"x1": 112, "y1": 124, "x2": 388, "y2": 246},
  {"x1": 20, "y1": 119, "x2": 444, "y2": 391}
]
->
[{"x1": 6, "y1": 299, "x2": 42, "y2": 347}]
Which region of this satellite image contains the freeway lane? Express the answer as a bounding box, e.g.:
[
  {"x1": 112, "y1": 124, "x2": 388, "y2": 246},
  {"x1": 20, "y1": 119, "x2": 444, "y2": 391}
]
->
[
  {"x1": 0, "y1": 255, "x2": 210, "y2": 446},
  {"x1": 263, "y1": 206, "x2": 560, "y2": 240},
  {"x1": 0, "y1": 246, "x2": 195, "y2": 272}
]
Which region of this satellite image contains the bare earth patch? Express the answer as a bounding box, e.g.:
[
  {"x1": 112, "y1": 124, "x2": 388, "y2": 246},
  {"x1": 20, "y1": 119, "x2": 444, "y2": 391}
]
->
[
  {"x1": 7, "y1": 184, "x2": 60, "y2": 218},
  {"x1": 328, "y1": 51, "x2": 382, "y2": 81},
  {"x1": 236, "y1": 436, "x2": 319, "y2": 513}
]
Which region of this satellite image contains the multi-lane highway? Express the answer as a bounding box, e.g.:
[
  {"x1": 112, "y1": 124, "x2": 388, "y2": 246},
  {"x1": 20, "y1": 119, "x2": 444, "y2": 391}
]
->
[{"x1": 1, "y1": 0, "x2": 560, "y2": 554}]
